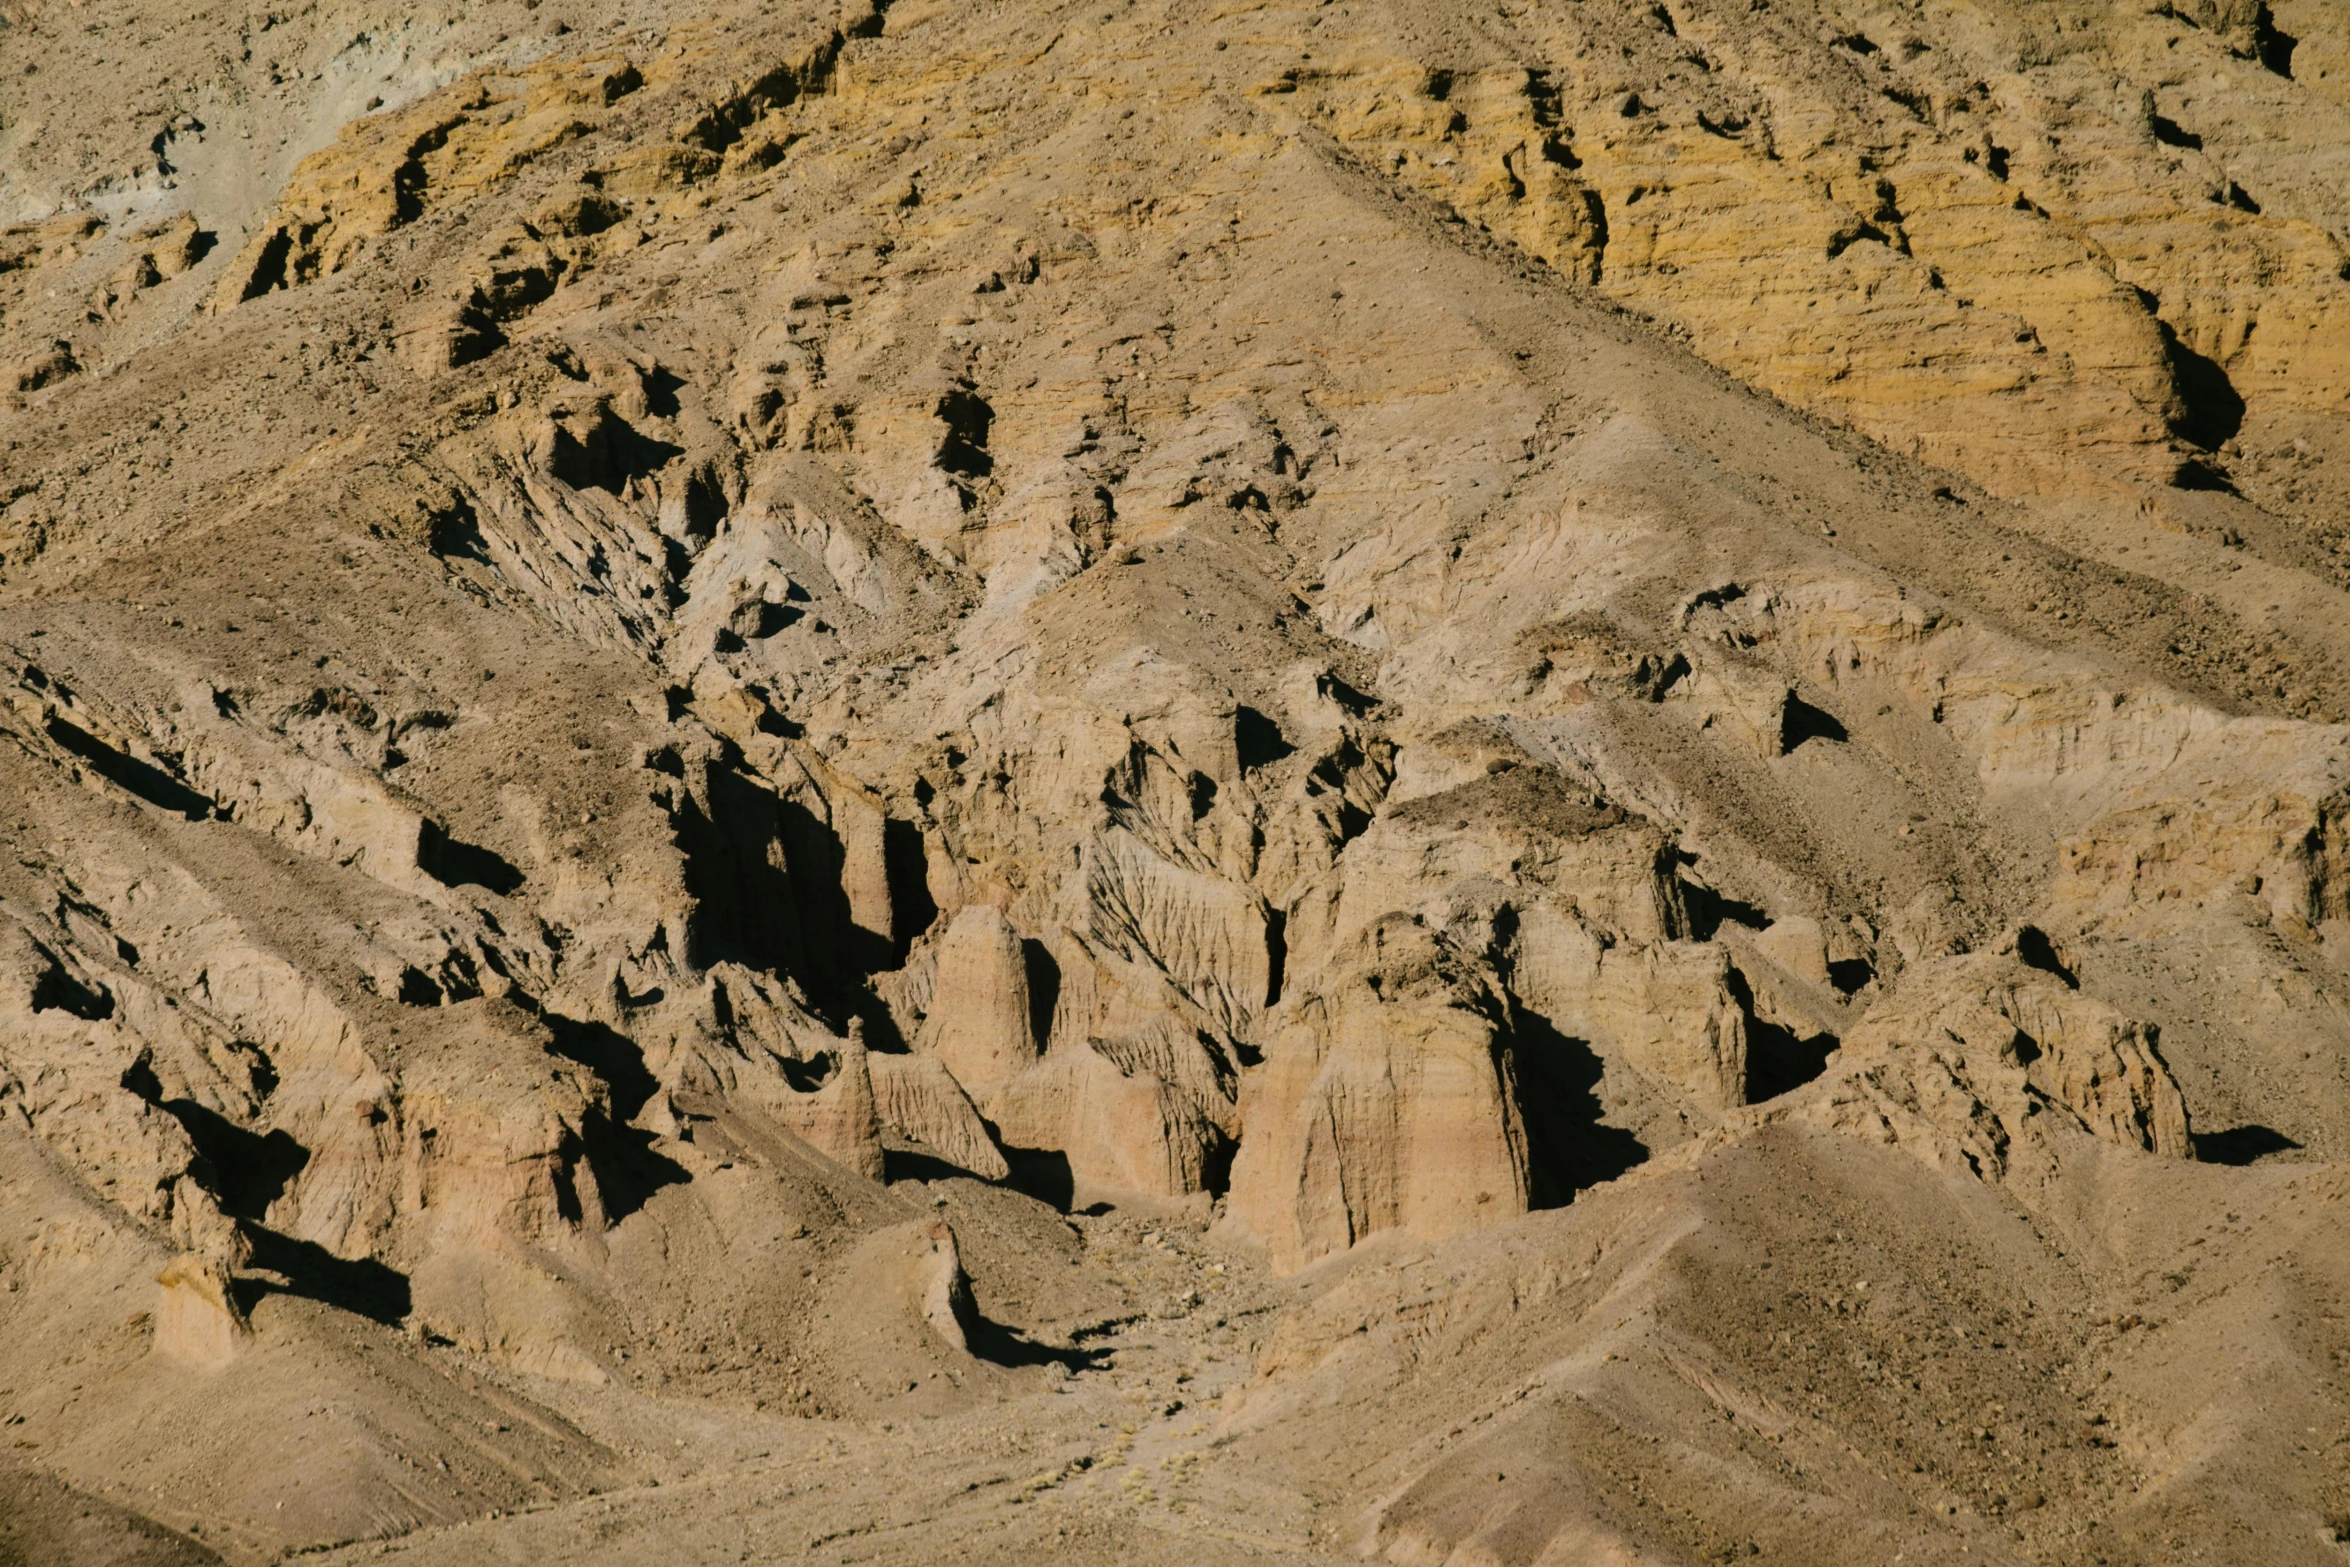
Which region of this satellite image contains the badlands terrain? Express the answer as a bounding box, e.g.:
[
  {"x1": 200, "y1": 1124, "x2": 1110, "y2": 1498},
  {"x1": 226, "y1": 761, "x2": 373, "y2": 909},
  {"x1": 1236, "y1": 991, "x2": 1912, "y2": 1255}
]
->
[{"x1": 2, "y1": 0, "x2": 2350, "y2": 1560}]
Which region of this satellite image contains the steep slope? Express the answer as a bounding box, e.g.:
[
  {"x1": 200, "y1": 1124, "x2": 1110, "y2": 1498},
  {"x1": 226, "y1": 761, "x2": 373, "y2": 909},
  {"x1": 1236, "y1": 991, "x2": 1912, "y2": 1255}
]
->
[{"x1": 2, "y1": 0, "x2": 2349, "y2": 1562}]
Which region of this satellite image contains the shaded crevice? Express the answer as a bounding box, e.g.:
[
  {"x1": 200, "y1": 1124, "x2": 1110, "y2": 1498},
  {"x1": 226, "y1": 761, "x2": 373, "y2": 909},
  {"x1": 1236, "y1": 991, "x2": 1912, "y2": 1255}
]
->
[
  {"x1": 1728, "y1": 966, "x2": 1838, "y2": 1102},
  {"x1": 32, "y1": 955, "x2": 113, "y2": 1020},
  {"x1": 676, "y1": 773, "x2": 805, "y2": 977},
  {"x1": 772, "y1": 793, "x2": 868, "y2": 998},
  {"x1": 2250, "y1": 4, "x2": 2298, "y2": 76},
  {"x1": 579, "y1": 1107, "x2": 687, "y2": 1222},
  {"x1": 121, "y1": 1058, "x2": 309, "y2": 1221},
  {"x1": 542, "y1": 405, "x2": 686, "y2": 494},
  {"x1": 2012, "y1": 925, "x2": 2078, "y2": 988},
  {"x1": 1263, "y1": 907, "x2": 1288, "y2": 1013},
  {"x1": 1827, "y1": 957, "x2": 1875, "y2": 996},
  {"x1": 1235, "y1": 705, "x2": 1295, "y2": 770},
  {"x1": 999, "y1": 1145, "x2": 1075, "y2": 1211},
  {"x1": 2155, "y1": 317, "x2": 2246, "y2": 450},
  {"x1": 1676, "y1": 867, "x2": 1769, "y2": 941},
  {"x1": 882, "y1": 817, "x2": 938, "y2": 962},
  {"x1": 173, "y1": 1103, "x2": 310, "y2": 1220},
  {"x1": 425, "y1": 496, "x2": 489, "y2": 562},
  {"x1": 45, "y1": 717, "x2": 215, "y2": 821},
  {"x1": 935, "y1": 387, "x2": 994, "y2": 504},
  {"x1": 1509, "y1": 1006, "x2": 1649, "y2": 1207},
  {"x1": 1022, "y1": 937, "x2": 1061, "y2": 1050},
  {"x1": 236, "y1": 228, "x2": 295, "y2": 302},
  {"x1": 540, "y1": 1008, "x2": 660, "y2": 1122}
]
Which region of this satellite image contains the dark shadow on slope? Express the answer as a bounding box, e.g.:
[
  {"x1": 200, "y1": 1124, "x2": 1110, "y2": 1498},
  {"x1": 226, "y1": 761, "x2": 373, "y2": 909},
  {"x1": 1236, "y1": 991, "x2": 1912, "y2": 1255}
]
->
[
  {"x1": 1235, "y1": 704, "x2": 1295, "y2": 770},
  {"x1": 1675, "y1": 864, "x2": 1770, "y2": 941},
  {"x1": 2194, "y1": 1124, "x2": 2301, "y2": 1165},
  {"x1": 640, "y1": 366, "x2": 686, "y2": 419},
  {"x1": 883, "y1": 1145, "x2": 986, "y2": 1185},
  {"x1": 1021, "y1": 938, "x2": 1061, "y2": 1050},
  {"x1": 1510, "y1": 1008, "x2": 1649, "y2": 1206},
  {"x1": 2251, "y1": 5, "x2": 2297, "y2": 76},
  {"x1": 417, "y1": 819, "x2": 525, "y2": 895},
  {"x1": 170, "y1": 1103, "x2": 310, "y2": 1221},
  {"x1": 543, "y1": 406, "x2": 686, "y2": 494},
  {"x1": 239, "y1": 1227, "x2": 411, "y2": 1325},
  {"x1": 2012, "y1": 924, "x2": 2079, "y2": 988},
  {"x1": 884, "y1": 817, "x2": 939, "y2": 961},
  {"x1": 529, "y1": 1005, "x2": 684, "y2": 1221},
  {"x1": 33, "y1": 956, "x2": 113, "y2": 1020},
  {"x1": 675, "y1": 766, "x2": 807, "y2": 979},
  {"x1": 771, "y1": 793, "x2": 880, "y2": 997},
  {"x1": 1728, "y1": 968, "x2": 1838, "y2": 1103},
  {"x1": 935, "y1": 388, "x2": 994, "y2": 484},
  {"x1": 1000, "y1": 1146, "x2": 1076, "y2": 1212},
  {"x1": 1779, "y1": 694, "x2": 1848, "y2": 751},
  {"x1": 1260, "y1": 907, "x2": 1287, "y2": 1023},
  {"x1": 45, "y1": 717, "x2": 215, "y2": 821},
  {"x1": 777, "y1": 1050, "x2": 840, "y2": 1093},
  {"x1": 2156, "y1": 317, "x2": 2246, "y2": 450},
  {"x1": 425, "y1": 495, "x2": 491, "y2": 562},
  {"x1": 541, "y1": 1010, "x2": 660, "y2": 1121},
  {"x1": 119, "y1": 1059, "x2": 311, "y2": 1220},
  {"x1": 965, "y1": 1316, "x2": 1112, "y2": 1374},
  {"x1": 579, "y1": 1109, "x2": 688, "y2": 1222},
  {"x1": 1827, "y1": 957, "x2": 1875, "y2": 996}
]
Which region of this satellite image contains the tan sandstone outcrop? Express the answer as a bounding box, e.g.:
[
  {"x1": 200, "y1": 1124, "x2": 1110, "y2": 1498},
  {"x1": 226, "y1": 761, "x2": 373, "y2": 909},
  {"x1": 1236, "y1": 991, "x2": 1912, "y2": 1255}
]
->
[
  {"x1": 915, "y1": 904, "x2": 1036, "y2": 1103},
  {"x1": 152, "y1": 1253, "x2": 251, "y2": 1368},
  {"x1": 867, "y1": 1052, "x2": 1009, "y2": 1181},
  {"x1": 1226, "y1": 917, "x2": 1531, "y2": 1274}
]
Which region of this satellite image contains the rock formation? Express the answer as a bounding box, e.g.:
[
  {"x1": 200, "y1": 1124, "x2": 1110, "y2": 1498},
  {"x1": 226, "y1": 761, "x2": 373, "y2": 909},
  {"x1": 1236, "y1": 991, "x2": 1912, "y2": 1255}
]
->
[
  {"x1": 151, "y1": 1254, "x2": 251, "y2": 1369},
  {"x1": 0, "y1": 0, "x2": 2347, "y2": 1559}
]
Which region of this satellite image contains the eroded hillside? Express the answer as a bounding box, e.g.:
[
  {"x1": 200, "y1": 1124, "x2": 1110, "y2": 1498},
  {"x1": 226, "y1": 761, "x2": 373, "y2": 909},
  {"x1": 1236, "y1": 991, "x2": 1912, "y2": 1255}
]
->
[{"x1": 3, "y1": 0, "x2": 2350, "y2": 1562}]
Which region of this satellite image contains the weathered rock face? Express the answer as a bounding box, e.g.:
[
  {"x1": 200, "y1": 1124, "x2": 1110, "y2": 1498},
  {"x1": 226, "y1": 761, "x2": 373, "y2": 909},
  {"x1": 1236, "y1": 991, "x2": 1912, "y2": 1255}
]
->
[
  {"x1": 151, "y1": 1253, "x2": 250, "y2": 1368},
  {"x1": 1793, "y1": 941, "x2": 2195, "y2": 1179},
  {"x1": 1227, "y1": 917, "x2": 1532, "y2": 1273},
  {"x1": 2, "y1": 0, "x2": 2349, "y2": 1557},
  {"x1": 867, "y1": 1052, "x2": 1009, "y2": 1181},
  {"x1": 915, "y1": 904, "x2": 1035, "y2": 1103}
]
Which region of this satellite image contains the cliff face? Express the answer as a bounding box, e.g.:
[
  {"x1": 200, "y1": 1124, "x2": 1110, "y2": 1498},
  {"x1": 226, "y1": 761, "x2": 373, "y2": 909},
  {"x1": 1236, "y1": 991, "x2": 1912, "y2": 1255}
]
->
[{"x1": 3, "y1": 0, "x2": 2350, "y2": 1562}]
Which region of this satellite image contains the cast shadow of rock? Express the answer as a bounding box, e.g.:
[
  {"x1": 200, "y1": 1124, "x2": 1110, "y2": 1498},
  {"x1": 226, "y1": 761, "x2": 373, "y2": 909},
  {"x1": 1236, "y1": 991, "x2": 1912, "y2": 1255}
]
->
[
  {"x1": 1511, "y1": 1009, "x2": 1650, "y2": 1207},
  {"x1": 964, "y1": 1315, "x2": 1111, "y2": 1374},
  {"x1": 883, "y1": 1145, "x2": 992, "y2": 1185},
  {"x1": 417, "y1": 820, "x2": 525, "y2": 896},
  {"x1": 239, "y1": 1227, "x2": 412, "y2": 1326},
  {"x1": 536, "y1": 1009, "x2": 687, "y2": 1220},
  {"x1": 168, "y1": 1102, "x2": 310, "y2": 1221},
  {"x1": 2195, "y1": 1124, "x2": 2301, "y2": 1166},
  {"x1": 45, "y1": 716, "x2": 215, "y2": 821},
  {"x1": 119, "y1": 1058, "x2": 311, "y2": 1222},
  {"x1": 999, "y1": 1146, "x2": 1075, "y2": 1212}
]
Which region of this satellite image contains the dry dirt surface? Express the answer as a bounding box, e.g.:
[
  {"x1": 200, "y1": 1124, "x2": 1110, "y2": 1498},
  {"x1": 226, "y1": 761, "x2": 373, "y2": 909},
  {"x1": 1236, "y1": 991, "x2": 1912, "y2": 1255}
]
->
[{"x1": 3, "y1": 0, "x2": 2350, "y2": 1561}]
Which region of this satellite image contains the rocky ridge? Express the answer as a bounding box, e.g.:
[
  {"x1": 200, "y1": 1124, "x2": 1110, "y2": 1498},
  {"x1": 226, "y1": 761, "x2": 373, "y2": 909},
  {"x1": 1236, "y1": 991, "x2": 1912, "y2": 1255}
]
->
[{"x1": 2, "y1": 0, "x2": 2350, "y2": 1561}]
